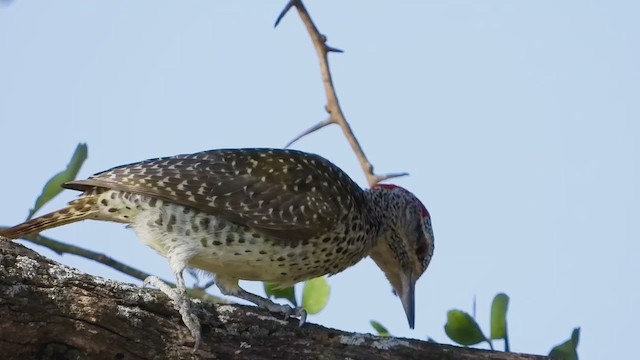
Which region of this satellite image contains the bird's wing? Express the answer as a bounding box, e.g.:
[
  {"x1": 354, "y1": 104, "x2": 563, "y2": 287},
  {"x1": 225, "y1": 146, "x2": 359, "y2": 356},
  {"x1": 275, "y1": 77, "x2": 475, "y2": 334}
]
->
[{"x1": 64, "y1": 148, "x2": 365, "y2": 241}]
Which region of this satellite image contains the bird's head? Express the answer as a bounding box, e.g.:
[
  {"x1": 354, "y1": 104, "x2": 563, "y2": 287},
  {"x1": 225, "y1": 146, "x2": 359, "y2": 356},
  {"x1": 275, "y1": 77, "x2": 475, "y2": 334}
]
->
[{"x1": 368, "y1": 184, "x2": 434, "y2": 329}]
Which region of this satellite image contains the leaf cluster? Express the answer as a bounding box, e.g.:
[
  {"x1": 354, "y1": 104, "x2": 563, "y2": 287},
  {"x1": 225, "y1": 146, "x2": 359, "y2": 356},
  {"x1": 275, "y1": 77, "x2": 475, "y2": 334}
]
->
[{"x1": 371, "y1": 293, "x2": 580, "y2": 360}]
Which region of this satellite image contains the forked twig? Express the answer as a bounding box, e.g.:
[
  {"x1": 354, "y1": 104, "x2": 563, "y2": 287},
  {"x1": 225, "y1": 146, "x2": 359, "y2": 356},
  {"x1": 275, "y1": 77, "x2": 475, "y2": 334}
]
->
[
  {"x1": 3, "y1": 2, "x2": 406, "y2": 307},
  {"x1": 276, "y1": 0, "x2": 409, "y2": 187}
]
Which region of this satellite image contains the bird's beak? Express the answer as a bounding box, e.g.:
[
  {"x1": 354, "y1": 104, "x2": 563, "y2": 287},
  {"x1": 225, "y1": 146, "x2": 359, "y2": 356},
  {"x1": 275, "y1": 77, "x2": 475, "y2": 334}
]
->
[{"x1": 399, "y1": 271, "x2": 416, "y2": 329}]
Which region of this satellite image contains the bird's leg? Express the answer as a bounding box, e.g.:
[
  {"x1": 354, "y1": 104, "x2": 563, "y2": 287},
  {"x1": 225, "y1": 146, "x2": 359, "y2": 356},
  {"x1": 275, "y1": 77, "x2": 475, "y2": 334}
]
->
[
  {"x1": 214, "y1": 276, "x2": 307, "y2": 326},
  {"x1": 143, "y1": 262, "x2": 202, "y2": 351}
]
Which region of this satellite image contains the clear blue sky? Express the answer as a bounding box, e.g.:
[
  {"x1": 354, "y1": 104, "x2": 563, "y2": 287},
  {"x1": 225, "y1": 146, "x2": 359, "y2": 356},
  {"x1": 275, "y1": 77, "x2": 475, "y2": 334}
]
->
[{"x1": 1, "y1": 1, "x2": 638, "y2": 359}]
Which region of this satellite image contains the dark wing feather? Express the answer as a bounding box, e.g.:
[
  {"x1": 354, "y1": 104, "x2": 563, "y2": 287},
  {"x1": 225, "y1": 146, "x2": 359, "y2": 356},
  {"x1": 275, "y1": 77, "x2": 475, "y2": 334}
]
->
[{"x1": 64, "y1": 148, "x2": 366, "y2": 241}]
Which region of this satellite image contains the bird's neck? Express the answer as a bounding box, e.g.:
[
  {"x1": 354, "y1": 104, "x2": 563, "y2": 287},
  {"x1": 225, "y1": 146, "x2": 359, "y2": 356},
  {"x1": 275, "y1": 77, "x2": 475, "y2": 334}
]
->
[
  {"x1": 363, "y1": 187, "x2": 404, "y2": 276},
  {"x1": 363, "y1": 187, "x2": 399, "y2": 246}
]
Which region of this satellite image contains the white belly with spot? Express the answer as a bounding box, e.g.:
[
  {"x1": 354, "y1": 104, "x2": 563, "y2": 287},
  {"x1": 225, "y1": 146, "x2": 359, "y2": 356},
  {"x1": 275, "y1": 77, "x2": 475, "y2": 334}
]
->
[{"x1": 97, "y1": 190, "x2": 366, "y2": 285}]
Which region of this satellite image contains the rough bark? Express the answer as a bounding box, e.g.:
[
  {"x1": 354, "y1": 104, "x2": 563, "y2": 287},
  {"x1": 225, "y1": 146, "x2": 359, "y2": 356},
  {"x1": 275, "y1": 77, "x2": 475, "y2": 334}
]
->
[{"x1": 0, "y1": 240, "x2": 547, "y2": 360}]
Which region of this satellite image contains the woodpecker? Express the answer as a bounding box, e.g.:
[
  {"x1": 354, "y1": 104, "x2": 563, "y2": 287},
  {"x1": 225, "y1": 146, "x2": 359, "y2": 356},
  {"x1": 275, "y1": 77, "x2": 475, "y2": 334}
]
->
[{"x1": 0, "y1": 148, "x2": 434, "y2": 350}]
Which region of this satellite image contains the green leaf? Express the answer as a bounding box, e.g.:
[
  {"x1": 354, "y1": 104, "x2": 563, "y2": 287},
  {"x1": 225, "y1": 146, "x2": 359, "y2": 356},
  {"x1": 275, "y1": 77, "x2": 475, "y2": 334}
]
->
[
  {"x1": 27, "y1": 143, "x2": 88, "y2": 220},
  {"x1": 444, "y1": 310, "x2": 488, "y2": 347},
  {"x1": 490, "y1": 293, "x2": 509, "y2": 340},
  {"x1": 370, "y1": 320, "x2": 390, "y2": 337},
  {"x1": 301, "y1": 277, "x2": 330, "y2": 314},
  {"x1": 263, "y1": 283, "x2": 297, "y2": 307},
  {"x1": 549, "y1": 327, "x2": 580, "y2": 360}
]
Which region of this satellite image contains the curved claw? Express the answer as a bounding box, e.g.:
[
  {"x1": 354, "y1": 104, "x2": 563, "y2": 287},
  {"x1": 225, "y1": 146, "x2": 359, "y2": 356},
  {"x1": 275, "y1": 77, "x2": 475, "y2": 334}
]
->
[
  {"x1": 282, "y1": 306, "x2": 307, "y2": 326},
  {"x1": 296, "y1": 307, "x2": 308, "y2": 327}
]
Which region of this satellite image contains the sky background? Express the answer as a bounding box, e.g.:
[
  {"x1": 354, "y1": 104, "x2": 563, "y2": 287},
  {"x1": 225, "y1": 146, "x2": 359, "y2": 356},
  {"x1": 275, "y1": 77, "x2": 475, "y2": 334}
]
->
[{"x1": 1, "y1": 1, "x2": 638, "y2": 359}]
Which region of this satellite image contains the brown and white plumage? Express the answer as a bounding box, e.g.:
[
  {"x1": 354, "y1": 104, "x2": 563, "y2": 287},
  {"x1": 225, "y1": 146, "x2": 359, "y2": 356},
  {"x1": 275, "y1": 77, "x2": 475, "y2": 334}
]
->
[
  {"x1": 0, "y1": 148, "x2": 434, "y2": 349},
  {"x1": 66, "y1": 149, "x2": 367, "y2": 241}
]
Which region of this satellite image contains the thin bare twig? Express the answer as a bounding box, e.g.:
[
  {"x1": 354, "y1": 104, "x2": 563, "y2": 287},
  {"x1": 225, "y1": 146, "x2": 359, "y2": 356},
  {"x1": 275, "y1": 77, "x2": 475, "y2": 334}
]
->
[
  {"x1": 0, "y1": 228, "x2": 223, "y2": 303},
  {"x1": 284, "y1": 117, "x2": 332, "y2": 148},
  {"x1": 277, "y1": 0, "x2": 409, "y2": 187}
]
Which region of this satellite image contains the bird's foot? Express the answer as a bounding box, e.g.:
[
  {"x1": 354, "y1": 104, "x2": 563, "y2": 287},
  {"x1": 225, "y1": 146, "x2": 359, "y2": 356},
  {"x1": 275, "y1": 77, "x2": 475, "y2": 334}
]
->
[
  {"x1": 282, "y1": 305, "x2": 308, "y2": 327},
  {"x1": 231, "y1": 287, "x2": 307, "y2": 326},
  {"x1": 263, "y1": 300, "x2": 308, "y2": 326},
  {"x1": 213, "y1": 276, "x2": 308, "y2": 326},
  {"x1": 143, "y1": 276, "x2": 202, "y2": 352}
]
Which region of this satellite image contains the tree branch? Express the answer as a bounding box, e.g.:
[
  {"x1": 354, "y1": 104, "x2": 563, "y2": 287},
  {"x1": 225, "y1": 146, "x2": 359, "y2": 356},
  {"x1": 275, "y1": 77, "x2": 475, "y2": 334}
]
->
[
  {"x1": 0, "y1": 228, "x2": 222, "y2": 304},
  {"x1": 277, "y1": 0, "x2": 409, "y2": 187},
  {"x1": 0, "y1": 240, "x2": 549, "y2": 360},
  {"x1": 0, "y1": 228, "x2": 151, "y2": 280}
]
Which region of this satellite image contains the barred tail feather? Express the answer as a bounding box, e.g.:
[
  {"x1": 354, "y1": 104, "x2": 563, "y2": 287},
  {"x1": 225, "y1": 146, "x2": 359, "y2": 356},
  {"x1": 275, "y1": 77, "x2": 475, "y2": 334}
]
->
[{"x1": 0, "y1": 197, "x2": 98, "y2": 240}]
